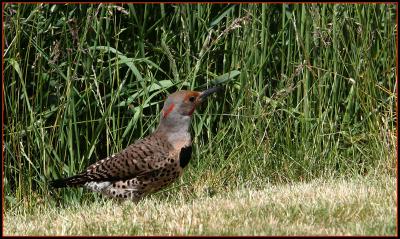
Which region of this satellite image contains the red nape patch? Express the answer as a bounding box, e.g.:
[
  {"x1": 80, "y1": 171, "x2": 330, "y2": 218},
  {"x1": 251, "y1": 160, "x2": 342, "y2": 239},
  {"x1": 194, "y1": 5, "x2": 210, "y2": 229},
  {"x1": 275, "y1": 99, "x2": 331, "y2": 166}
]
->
[{"x1": 162, "y1": 103, "x2": 175, "y2": 118}]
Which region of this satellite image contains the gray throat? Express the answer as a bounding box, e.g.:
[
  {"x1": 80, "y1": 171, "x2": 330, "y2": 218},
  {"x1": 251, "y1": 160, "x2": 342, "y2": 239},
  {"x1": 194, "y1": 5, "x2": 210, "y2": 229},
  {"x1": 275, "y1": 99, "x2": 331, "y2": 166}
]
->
[{"x1": 155, "y1": 115, "x2": 192, "y2": 148}]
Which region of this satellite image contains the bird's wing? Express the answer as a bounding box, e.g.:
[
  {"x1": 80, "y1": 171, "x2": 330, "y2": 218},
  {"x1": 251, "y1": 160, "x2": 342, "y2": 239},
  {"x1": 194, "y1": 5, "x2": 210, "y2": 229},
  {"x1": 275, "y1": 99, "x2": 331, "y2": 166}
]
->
[
  {"x1": 85, "y1": 135, "x2": 173, "y2": 181},
  {"x1": 50, "y1": 134, "x2": 175, "y2": 187}
]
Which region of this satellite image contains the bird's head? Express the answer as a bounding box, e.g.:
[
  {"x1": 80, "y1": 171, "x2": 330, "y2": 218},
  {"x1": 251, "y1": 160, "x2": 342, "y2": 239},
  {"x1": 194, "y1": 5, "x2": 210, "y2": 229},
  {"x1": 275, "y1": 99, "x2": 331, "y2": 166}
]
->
[
  {"x1": 161, "y1": 86, "x2": 221, "y2": 118},
  {"x1": 158, "y1": 86, "x2": 222, "y2": 132}
]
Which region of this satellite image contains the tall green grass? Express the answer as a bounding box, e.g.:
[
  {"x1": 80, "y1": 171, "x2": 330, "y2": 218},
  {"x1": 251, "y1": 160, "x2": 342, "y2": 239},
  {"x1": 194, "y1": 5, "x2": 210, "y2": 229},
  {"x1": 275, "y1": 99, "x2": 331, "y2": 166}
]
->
[{"x1": 3, "y1": 3, "x2": 397, "y2": 208}]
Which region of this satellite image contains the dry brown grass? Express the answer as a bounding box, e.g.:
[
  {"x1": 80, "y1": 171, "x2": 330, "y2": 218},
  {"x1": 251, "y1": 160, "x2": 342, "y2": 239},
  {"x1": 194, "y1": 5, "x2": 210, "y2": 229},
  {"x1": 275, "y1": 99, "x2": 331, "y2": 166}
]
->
[{"x1": 4, "y1": 175, "x2": 396, "y2": 236}]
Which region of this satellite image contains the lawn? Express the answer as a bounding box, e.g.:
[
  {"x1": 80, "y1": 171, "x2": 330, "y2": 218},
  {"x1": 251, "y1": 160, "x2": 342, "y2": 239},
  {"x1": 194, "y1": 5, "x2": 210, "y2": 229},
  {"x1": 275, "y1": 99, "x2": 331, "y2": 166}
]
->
[{"x1": 4, "y1": 175, "x2": 396, "y2": 235}]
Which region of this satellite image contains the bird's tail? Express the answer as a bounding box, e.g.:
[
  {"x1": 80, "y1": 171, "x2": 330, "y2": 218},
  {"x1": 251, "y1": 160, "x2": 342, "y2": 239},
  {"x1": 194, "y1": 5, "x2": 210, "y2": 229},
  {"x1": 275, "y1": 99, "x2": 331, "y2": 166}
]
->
[{"x1": 49, "y1": 174, "x2": 88, "y2": 188}]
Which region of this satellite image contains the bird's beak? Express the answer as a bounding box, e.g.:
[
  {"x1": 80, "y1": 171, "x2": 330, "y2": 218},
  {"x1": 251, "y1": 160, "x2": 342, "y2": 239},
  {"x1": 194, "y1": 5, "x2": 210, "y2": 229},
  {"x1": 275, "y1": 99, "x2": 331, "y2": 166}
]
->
[{"x1": 198, "y1": 86, "x2": 222, "y2": 102}]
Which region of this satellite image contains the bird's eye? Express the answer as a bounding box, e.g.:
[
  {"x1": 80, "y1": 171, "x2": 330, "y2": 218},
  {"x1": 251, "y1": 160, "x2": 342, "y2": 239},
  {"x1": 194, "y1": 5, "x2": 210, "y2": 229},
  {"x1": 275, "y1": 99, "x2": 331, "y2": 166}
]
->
[{"x1": 189, "y1": 96, "x2": 196, "y2": 102}]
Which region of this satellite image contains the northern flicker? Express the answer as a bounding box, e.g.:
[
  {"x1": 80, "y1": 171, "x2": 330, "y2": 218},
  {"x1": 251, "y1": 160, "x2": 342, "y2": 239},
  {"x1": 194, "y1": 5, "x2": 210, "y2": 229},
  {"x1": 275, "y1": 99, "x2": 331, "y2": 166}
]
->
[{"x1": 49, "y1": 86, "x2": 221, "y2": 201}]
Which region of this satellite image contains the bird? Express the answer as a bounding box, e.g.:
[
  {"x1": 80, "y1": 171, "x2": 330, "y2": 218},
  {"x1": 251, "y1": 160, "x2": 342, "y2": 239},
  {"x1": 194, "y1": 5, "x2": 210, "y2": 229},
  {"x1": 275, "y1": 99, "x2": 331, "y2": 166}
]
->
[{"x1": 49, "y1": 86, "x2": 222, "y2": 201}]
